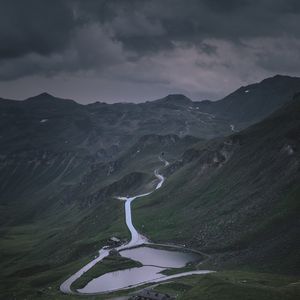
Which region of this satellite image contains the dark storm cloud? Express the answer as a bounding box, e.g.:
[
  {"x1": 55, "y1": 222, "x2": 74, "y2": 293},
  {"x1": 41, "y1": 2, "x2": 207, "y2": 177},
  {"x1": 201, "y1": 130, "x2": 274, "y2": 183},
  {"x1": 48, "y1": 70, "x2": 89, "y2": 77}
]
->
[
  {"x1": 0, "y1": 0, "x2": 76, "y2": 60},
  {"x1": 2, "y1": 0, "x2": 300, "y2": 60},
  {"x1": 73, "y1": 0, "x2": 300, "y2": 53},
  {"x1": 0, "y1": 0, "x2": 300, "y2": 102}
]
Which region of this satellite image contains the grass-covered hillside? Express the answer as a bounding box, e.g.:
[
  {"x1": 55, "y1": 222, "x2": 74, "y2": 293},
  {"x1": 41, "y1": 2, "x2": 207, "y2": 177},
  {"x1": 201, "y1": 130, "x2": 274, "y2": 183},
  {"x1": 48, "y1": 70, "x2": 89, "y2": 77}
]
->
[
  {"x1": 0, "y1": 133, "x2": 197, "y2": 299},
  {"x1": 134, "y1": 94, "x2": 300, "y2": 275}
]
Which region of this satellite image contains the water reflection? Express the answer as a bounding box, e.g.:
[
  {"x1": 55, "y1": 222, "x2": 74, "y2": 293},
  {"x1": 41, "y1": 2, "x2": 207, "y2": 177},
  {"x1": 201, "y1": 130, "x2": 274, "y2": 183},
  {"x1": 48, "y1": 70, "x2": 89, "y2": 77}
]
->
[
  {"x1": 120, "y1": 246, "x2": 199, "y2": 268},
  {"x1": 78, "y1": 246, "x2": 200, "y2": 294},
  {"x1": 78, "y1": 266, "x2": 164, "y2": 294}
]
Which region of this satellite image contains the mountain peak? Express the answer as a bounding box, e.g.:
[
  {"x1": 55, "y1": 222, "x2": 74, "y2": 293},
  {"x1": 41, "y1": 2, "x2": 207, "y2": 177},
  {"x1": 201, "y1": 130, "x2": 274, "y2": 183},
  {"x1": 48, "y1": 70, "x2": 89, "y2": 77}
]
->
[
  {"x1": 165, "y1": 93, "x2": 191, "y2": 100},
  {"x1": 38, "y1": 92, "x2": 54, "y2": 97},
  {"x1": 25, "y1": 92, "x2": 56, "y2": 101},
  {"x1": 23, "y1": 92, "x2": 79, "y2": 107},
  {"x1": 155, "y1": 94, "x2": 192, "y2": 105},
  {"x1": 260, "y1": 74, "x2": 300, "y2": 84}
]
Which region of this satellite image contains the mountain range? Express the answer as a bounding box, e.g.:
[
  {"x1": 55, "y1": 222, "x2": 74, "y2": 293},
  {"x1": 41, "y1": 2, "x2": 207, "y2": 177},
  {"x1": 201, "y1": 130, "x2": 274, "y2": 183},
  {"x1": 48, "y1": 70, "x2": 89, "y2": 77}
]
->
[{"x1": 0, "y1": 74, "x2": 300, "y2": 299}]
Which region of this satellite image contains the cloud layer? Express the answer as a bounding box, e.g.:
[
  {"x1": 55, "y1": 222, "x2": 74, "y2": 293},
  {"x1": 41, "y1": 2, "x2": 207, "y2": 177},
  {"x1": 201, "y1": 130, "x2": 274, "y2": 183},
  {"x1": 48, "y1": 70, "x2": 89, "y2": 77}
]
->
[{"x1": 0, "y1": 0, "x2": 300, "y2": 102}]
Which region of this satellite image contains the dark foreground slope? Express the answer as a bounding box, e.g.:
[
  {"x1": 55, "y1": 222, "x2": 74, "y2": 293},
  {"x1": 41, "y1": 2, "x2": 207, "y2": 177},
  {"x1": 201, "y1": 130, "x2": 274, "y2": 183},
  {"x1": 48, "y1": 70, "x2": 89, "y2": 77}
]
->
[{"x1": 134, "y1": 93, "x2": 300, "y2": 275}]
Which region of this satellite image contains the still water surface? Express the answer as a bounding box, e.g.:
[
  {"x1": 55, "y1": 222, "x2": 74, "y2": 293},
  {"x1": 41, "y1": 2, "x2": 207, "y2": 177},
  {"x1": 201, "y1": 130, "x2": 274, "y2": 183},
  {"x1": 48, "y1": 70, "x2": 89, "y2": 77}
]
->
[
  {"x1": 121, "y1": 246, "x2": 199, "y2": 268},
  {"x1": 78, "y1": 246, "x2": 200, "y2": 294}
]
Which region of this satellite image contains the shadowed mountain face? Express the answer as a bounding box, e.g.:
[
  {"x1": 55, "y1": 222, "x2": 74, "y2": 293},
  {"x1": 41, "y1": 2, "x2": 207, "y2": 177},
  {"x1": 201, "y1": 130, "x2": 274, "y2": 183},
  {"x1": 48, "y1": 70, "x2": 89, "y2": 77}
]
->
[
  {"x1": 193, "y1": 75, "x2": 300, "y2": 126},
  {"x1": 215, "y1": 75, "x2": 300, "y2": 122},
  {"x1": 0, "y1": 92, "x2": 215, "y2": 160},
  {"x1": 0, "y1": 75, "x2": 300, "y2": 299}
]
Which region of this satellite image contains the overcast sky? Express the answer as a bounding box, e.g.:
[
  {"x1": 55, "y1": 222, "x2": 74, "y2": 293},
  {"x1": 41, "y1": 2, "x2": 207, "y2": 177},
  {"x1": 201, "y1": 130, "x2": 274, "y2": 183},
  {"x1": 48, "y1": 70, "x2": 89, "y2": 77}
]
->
[{"x1": 0, "y1": 0, "x2": 300, "y2": 103}]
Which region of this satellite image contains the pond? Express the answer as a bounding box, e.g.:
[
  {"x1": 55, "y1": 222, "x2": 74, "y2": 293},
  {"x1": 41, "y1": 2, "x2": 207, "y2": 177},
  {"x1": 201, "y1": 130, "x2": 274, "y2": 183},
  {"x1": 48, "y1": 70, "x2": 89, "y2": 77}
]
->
[
  {"x1": 78, "y1": 266, "x2": 164, "y2": 293},
  {"x1": 77, "y1": 246, "x2": 200, "y2": 294},
  {"x1": 120, "y1": 246, "x2": 199, "y2": 268}
]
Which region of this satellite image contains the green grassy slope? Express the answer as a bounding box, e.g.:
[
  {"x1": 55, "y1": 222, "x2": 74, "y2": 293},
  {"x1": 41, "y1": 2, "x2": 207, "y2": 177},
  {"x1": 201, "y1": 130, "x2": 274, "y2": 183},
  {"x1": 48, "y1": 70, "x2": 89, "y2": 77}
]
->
[
  {"x1": 0, "y1": 133, "x2": 197, "y2": 299},
  {"x1": 134, "y1": 94, "x2": 300, "y2": 275},
  {"x1": 156, "y1": 271, "x2": 300, "y2": 300}
]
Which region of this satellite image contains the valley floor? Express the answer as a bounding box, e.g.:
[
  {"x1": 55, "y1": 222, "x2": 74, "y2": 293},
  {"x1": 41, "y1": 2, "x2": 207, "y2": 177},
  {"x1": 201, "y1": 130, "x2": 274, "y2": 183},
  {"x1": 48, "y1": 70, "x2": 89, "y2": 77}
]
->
[{"x1": 2, "y1": 269, "x2": 300, "y2": 300}]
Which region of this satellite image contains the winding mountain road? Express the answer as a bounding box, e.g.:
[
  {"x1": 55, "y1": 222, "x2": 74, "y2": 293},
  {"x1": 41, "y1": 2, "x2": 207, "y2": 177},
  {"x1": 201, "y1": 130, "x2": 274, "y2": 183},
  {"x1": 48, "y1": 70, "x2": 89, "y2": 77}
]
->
[{"x1": 60, "y1": 157, "x2": 213, "y2": 295}]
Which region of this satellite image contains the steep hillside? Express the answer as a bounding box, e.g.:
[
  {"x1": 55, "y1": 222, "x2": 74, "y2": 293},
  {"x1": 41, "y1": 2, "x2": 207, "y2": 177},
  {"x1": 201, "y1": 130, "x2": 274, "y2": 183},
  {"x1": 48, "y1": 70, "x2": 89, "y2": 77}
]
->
[
  {"x1": 134, "y1": 94, "x2": 300, "y2": 274},
  {"x1": 195, "y1": 75, "x2": 300, "y2": 128}
]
